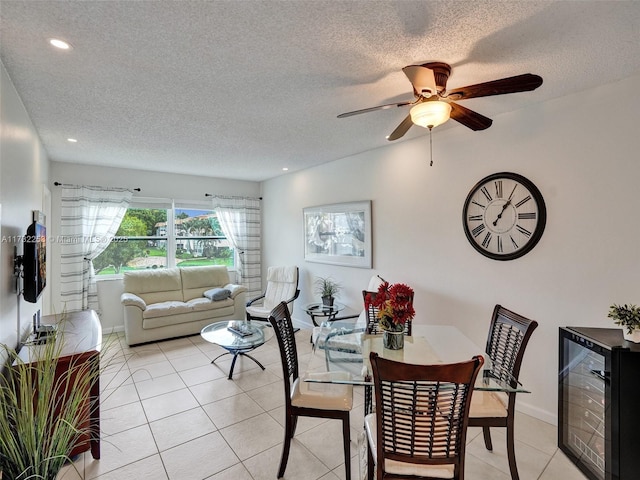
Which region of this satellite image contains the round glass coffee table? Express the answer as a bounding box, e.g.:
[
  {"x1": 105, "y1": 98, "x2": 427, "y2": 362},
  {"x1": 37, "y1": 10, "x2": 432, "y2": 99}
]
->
[{"x1": 201, "y1": 321, "x2": 273, "y2": 379}]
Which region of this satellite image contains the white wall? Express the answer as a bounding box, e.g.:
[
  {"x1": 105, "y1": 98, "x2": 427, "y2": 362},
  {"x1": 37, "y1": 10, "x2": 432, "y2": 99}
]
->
[
  {"x1": 0, "y1": 60, "x2": 50, "y2": 355},
  {"x1": 49, "y1": 161, "x2": 259, "y2": 331},
  {"x1": 261, "y1": 72, "x2": 640, "y2": 424}
]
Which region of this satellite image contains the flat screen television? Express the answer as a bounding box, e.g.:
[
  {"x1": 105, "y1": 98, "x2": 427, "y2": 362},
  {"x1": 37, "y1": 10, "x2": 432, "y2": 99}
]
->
[{"x1": 23, "y1": 221, "x2": 47, "y2": 303}]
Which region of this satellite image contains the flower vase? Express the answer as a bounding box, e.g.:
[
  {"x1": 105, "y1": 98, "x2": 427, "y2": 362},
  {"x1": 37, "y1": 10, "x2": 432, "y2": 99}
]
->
[{"x1": 383, "y1": 330, "x2": 404, "y2": 350}]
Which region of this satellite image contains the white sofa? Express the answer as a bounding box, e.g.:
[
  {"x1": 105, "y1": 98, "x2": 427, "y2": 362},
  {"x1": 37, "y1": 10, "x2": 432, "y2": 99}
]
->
[{"x1": 120, "y1": 266, "x2": 247, "y2": 346}]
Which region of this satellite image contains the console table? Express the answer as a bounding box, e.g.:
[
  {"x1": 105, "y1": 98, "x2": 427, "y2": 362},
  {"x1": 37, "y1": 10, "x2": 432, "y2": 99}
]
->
[{"x1": 15, "y1": 310, "x2": 102, "y2": 459}]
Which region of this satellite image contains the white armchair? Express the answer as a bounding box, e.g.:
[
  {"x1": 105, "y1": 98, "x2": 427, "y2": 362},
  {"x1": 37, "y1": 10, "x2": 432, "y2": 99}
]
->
[{"x1": 246, "y1": 266, "x2": 299, "y2": 322}]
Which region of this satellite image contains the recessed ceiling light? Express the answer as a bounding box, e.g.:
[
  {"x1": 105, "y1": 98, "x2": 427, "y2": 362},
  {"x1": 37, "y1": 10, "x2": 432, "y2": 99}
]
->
[
  {"x1": 282, "y1": 167, "x2": 289, "y2": 171},
  {"x1": 67, "y1": 138, "x2": 78, "y2": 143},
  {"x1": 49, "y1": 38, "x2": 72, "y2": 50}
]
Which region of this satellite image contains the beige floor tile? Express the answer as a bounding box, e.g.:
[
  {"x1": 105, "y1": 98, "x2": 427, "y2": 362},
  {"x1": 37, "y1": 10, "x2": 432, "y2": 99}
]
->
[
  {"x1": 204, "y1": 462, "x2": 255, "y2": 480},
  {"x1": 226, "y1": 365, "x2": 281, "y2": 391},
  {"x1": 56, "y1": 454, "x2": 85, "y2": 480},
  {"x1": 202, "y1": 392, "x2": 263, "y2": 429},
  {"x1": 157, "y1": 336, "x2": 198, "y2": 353},
  {"x1": 178, "y1": 362, "x2": 228, "y2": 386},
  {"x1": 101, "y1": 383, "x2": 140, "y2": 411},
  {"x1": 134, "y1": 372, "x2": 187, "y2": 400},
  {"x1": 129, "y1": 359, "x2": 176, "y2": 382},
  {"x1": 515, "y1": 412, "x2": 558, "y2": 456},
  {"x1": 466, "y1": 429, "x2": 552, "y2": 480},
  {"x1": 100, "y1": 363, "x2": 132, "y2": 392},
  {"x1": 317, "y1": 472, "x2": 342, "y2": 480},
  {"x1": 189, "y1": 376, "x2": 244, "y2": 405},
  {"x1": 101, "y1": 401, "x2": 147, "y2": 436},
  {"x1": 169, "y1": 350, "x2": 212, "y2": 371},
  {"x1": 149, "y1": 407, "x2": 217, "y2": 452},
  {"x1": 296, "y1": 418, "x2": 356, "y2": 471},
  {"x1": 243, "y1": 442, "x2": 330, "y2": 480},
  {"x1": 160, "y1": 431, "x2": 239, "y2": 480},
  {"x1": 267, "y1": 405, "x2": 331, "y2": 434},
  {"x1": 464, "y1": 452, "x2": 512, "y2": 479},
  {"x1": 90, "y1": 454, "x2": 168, "y2": 480},
  {"x1": 539, "y1": 451, "x2": 589, "y2": 480},
  {"x1": 141, "y1": 388, "x2": 199, "y2": 422},
  {"x1": 84, "y1": 425, "x2": 158, "y2": 479},
  {"x1": 124, "y1": 349, "x2": 168, "y2": 370},
  {"x1": 219, "y1": 412, "x2": 283, "y2": 460},
  {"x1": 329, "y1": 451, "x2": 361, "y2": 480},
  {"x1": 244, "y1": 380, "x2": 286, "y2": 411}
]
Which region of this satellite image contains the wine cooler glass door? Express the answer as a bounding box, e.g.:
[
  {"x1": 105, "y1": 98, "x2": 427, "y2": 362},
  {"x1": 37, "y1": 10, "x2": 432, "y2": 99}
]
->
[{"x1": 560, "y1": 335, "x2": 609, "y2": 480}]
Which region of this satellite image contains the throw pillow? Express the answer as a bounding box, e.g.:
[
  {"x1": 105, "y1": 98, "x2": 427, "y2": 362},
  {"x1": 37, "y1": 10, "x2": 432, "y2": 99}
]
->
[{"x1": 204, "y1": 287, "x2": 231, "y2": 301}]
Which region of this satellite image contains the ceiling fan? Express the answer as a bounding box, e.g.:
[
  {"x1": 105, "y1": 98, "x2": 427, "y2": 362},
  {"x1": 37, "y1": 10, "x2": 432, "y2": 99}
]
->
[{"x1": 338, "y1": 62, "x2": 543, "y2": 140}]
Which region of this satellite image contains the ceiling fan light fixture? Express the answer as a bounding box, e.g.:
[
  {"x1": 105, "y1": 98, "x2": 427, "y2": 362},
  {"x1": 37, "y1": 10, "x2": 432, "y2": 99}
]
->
[{"x1": 410, "y1": 100, "x2": 451, "y2": 129}]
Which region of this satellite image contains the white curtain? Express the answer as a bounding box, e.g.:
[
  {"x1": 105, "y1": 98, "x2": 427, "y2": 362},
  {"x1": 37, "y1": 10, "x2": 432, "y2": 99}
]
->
[
  {"x1": 60, "y1": 185, "x2": 132, "y2": 313},
  {"x1": 210, "y1": 195, "x2": 261, "y2": 299}
]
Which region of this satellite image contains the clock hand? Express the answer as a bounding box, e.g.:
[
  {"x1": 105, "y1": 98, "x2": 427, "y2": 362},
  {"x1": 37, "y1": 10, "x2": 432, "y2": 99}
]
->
[{"x1": 492, "y1": 199, "x2": 512, "y2": 226}]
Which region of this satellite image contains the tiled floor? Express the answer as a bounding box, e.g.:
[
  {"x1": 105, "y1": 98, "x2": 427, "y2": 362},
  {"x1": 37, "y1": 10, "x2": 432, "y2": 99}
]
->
[{"x1": 57, "y1": 327, "x2": 587, "y2": 480}]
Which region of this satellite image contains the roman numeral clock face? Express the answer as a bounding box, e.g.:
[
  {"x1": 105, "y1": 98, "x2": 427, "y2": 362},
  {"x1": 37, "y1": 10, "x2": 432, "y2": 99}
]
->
[{"x1": 463, "y1": 172, "x2": 546, "y2": 260}]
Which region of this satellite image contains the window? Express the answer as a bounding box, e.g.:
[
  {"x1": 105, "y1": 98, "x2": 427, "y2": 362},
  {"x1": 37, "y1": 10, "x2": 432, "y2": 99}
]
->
[
  {"x1": 173, "y1": 207, "x2": 234, "y2": 268},
  {"x1": 93, "y1": 200, "x2": 234, "y2": 276}
]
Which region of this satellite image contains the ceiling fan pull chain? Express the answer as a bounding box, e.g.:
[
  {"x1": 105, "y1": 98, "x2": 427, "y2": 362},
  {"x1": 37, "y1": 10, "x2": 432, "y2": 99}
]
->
[{"x1": 429, "y1": 126, "x2": 434, "y2": 166}]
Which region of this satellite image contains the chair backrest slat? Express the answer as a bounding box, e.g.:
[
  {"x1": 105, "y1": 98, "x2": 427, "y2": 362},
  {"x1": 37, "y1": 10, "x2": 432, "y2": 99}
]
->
[
  {"x1": 485, "y1": 305, "x2": 538, "y2": 387},
  {"x1": 269, "y1": 302, "x2": 298, "y2": 402},
  {"x1": 371, "y1": 353, "x2": 483, "y2": 474}
]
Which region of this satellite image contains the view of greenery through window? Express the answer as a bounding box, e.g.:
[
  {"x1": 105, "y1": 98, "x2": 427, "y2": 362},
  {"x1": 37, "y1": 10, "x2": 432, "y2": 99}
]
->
[{"x1": 93, "y1": 207, "x2": 234, "y2": 275}]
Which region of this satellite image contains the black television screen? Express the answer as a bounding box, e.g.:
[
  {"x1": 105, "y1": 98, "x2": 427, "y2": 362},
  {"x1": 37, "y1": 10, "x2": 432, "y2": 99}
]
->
[{"x1": 23, "y1": 221, "x2": 46, "y2": 303}]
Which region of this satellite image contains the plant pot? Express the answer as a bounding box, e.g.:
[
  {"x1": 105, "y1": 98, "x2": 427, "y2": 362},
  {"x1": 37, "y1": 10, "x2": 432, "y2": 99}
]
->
[
  {"x1": 623, "y1": 329, "x2": 640, "y2": 343},
  {"x1": 322, "y1": 296, "x2": 334, "y2": 307},
  {"x1": 383, "y1": 330, "x2": 404, "y2": 350}
]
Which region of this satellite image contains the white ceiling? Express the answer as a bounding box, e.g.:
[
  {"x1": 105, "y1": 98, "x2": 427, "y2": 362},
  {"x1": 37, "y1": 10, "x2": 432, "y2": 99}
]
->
[{"x1": 1, "y1": 1, "x2": 639, "y2": 182}]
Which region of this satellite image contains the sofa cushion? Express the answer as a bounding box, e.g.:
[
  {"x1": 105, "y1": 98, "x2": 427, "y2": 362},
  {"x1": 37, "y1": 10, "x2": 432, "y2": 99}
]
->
[
  {"x1": 181, "y1": 266, "x2": 231, "y2": 301},
  {"x1": 143, "y1": 300, "x2": 193, "y2": 319},
  {"x1": 123, "y1": 269, "x2": 184, "y2": 304},
  {"x1": 204, "y1": 287, "x2": 231, "y2": 301},
  {"x1": 188, "y1": 296, "x2": 233, "y2": 312}
]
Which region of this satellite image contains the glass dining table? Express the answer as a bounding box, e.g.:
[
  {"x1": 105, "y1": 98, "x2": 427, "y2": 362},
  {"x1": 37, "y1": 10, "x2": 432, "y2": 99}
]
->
[{"x1": 305, "y1": 315, "x2": 529, "y2": 413}]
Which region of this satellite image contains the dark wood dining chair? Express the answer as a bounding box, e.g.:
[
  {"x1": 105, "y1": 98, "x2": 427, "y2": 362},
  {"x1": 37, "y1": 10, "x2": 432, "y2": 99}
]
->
[
  {"x1": 468, "y1": 304, "x2": 538, "y2": 480},
  {"x1": 268, "y1": 301, "x2": 354, "y2": 480},
  {"x1": 365, "y1": 352, "x2": 484, "y2": 480}
]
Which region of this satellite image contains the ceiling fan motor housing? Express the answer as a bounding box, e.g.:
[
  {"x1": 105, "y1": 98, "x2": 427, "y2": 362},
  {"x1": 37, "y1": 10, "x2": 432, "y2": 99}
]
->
[{"x1": 421, "y1": 62, "x2": 451, "y2": 94}]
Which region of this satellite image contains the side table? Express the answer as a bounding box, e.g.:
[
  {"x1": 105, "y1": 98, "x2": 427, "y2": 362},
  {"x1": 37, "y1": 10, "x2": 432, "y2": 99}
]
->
[
  {"x1": 304, "y1": 302, "x2": 346, "y2": 327},
  {"x1": 15, "y1": 310, "x2": 102, "y2": 459}
]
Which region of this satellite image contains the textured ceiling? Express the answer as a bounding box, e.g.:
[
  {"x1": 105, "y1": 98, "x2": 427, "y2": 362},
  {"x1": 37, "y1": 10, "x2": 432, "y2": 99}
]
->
[{"x1": 1, "y1": 1, "x2": 639, "y2": 182}]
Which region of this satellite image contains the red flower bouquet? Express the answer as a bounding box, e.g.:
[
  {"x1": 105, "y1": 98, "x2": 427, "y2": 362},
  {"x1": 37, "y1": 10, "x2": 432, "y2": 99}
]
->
[{"x1": 365, "y1": 282, "x2": 415, "y2": 332}]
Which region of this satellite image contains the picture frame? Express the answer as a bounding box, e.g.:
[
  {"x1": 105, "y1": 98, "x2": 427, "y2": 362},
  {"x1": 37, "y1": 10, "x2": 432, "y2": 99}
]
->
[{"x1": 303, "y1": 200, "x2": 372, "y2": 268}]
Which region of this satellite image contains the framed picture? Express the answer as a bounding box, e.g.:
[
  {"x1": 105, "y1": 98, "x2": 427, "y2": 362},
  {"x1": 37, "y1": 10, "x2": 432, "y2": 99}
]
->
[{"x1": 303, "y1": 200, "x2": 372, "y2": 268}]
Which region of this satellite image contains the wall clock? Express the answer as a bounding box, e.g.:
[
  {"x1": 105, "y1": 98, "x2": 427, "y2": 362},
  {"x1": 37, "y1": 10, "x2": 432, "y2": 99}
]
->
[{"x1": 462, "y1": 172, "x2": 546, "y2": 260}]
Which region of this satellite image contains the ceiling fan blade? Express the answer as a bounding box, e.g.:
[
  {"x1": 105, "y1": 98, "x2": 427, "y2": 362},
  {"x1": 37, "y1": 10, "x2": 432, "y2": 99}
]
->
[
  {"x1": 449, "y1": 102, "x2": 493, "y2": 131},
  {"x1": 387, "y1": 114, "x2": 414, "y2": 141},
  {"x1": 402, "y1": 65, "x2": 437, "y2": 97},
  {"x1": 446, "y1": 74, "x2": 543, "y2": 100},
  {"x1": 337, "y1": 101, "x2": 413, "y2": 118}
]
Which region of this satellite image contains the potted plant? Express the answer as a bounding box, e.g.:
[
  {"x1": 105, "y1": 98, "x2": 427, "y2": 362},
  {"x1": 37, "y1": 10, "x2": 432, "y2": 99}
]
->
[
  {"x1": 0, "y1": 321, "x2": 118, "y2": 480},
  {"x1": 608, "y1": 303, "x2": 640, "y2": 343},
  {"x1": 314, "y1": 276, "x2": 341, "y2": 306}
]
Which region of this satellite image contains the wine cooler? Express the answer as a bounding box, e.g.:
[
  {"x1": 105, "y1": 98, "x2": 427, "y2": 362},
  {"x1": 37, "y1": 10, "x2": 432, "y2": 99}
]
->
[{"x1": 559, "y1": 327, "x2": 640, "y2": 480}]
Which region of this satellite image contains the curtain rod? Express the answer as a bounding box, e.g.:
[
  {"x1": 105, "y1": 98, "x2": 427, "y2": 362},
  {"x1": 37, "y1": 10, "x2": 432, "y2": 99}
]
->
[
  {"x1": 54, "y1": 182, "x2": 141, "y2": 192},
  {"x1": 205, "y1": 193, "x2": 262, "y2": 200}
]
